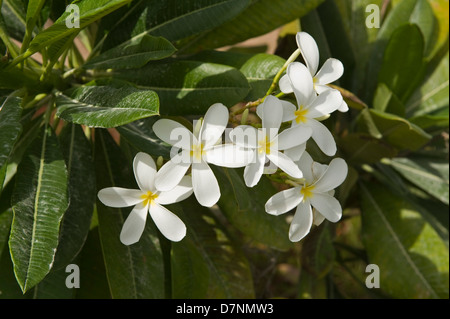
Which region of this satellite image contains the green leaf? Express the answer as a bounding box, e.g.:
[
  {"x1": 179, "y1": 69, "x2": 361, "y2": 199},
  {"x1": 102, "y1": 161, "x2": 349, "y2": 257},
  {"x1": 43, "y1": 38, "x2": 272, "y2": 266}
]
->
[
  {"x1": 99, "y1": 0, "x2": 251, "y2": 52},
  {"x1": 171, "y1": 234, "x2": 209, "y2": 299},
  {"x1": 377, "y1": 24, "x2": 426, "y2": 106},
  {"x1": 172, "y1": 198, "x2": 255, "y2": 298},
  {"x1": 406, "y1": 52, "x2": 449, "y2": 120},
  {"x1": 365, "y1": 0, "x2": 439, "y2": 101},
  {"x1": 389, "y1": 157, "x2": 449, "y2": 205},
  {"x1": 33, "y1": 265, "x2": 76, "y2": 299},
  {"x1": 189, "y1": 50, "x2": 286, "y2": 101},
  {"x1": 373, "y1": 83, "x2": 405, "y2": 116},
  {"x1": 357, "y1": 109, "x2": 431, "y2": 151},
  {"x1": 113, "y1": 60, "x2": 250, "y2": 115},
  {"x1": 52, "y1": 124, "x2": 96, "y2": 270},
  {"x1": 318, "y1": 0, "x2": 383, "y2": 95},
  {"x1": 10, "y1": 125, "x2": 69, "y2": 293},
  {"x1": 297, "y1": 267, "x2": 328, "y2": 299},
  {"x1": 0, "y1": 96, "x2": 22, "y2": 174},
  {"x1": 0, "y1": 66, "x2": 40, "y2": 90},
  {"x1": 75, "y1": 226, "x2": 112, "y2": 299},
  {"x1": 184, "y1": 0, "x2": 325, "y2": 52},
  {"x1": 337, "y1": 133, "x2": 397, "y2": 164},
  {"x1": 213, "y1": 167, "x2": 292, "y2": 251},
  {"x1": 116, "y1": 117, "x2": 171, "y2": 159},
  {"x1": 21, "y1": 0, "x2": 46, "y2": 52},
  {"x1": 22, "y1": 0, "x2": 132, "y2": 58},
  {"x1": 301, "y1": 223, "x2": 336, "y2": 279},
  {"x1": 0, "y1": 210, "x2": 29, "y2": 299},
  {"x1": 95, "y1": 129, "x2": 164, "y2": 299},
  {"x1": 84, "y1": 35, "x2": 176, "y2": 70},
  {"x1": 0, "y1": 210, "x2": 12, "y2": 258},
  {"x1": 55, "y1": 85, "x2": 159, "y2": 128},
  {"x1": 1, "y1": 0, "x2": 27, "y2": 41},
  {"x1": 360, "y1": 182, "x2": 449, "y2": 298},
  {"x1": 301, "y1": 0, "x2": 356, "y2": 90},
  {"x1": 373, "y1": 162, "x2": 449, "y2": 245}
]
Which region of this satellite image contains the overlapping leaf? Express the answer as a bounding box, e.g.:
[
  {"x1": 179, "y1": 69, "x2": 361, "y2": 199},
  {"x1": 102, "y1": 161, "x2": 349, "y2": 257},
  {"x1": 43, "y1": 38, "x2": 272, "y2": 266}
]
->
[
  {"x1": 84, "y1": 35, "x2": 176, "y2": 70},
  {"x1": 55, "y1": 85, "x2": 159, "y2": 128},
  {"x1": 99, "y1": 0, "x2": 251, "y2": 52},
  {"x1": 113, "y1": 60, "x2": 250, "y2": 115},
  {"x1": 360, "y1": 182, "x2": 449, "y2": 298}
]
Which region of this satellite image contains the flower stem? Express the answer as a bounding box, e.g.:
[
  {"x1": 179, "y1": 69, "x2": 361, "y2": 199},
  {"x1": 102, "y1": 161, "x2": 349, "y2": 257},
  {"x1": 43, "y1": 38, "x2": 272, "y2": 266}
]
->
[{"x1": 264, "y1": 48, "x2": 301, "y2": 97}]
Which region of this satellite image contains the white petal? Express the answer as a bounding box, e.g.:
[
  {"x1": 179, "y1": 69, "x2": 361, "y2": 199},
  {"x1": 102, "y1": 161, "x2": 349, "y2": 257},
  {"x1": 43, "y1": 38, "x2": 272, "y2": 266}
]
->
[
  {"x1": 308, "y1": 119, "x2": 337, "y2": 156},
  {"x1": 312, "y1": 162, "x2": 328, "y2": 181},
  {"x1": 229, "y1": 125, "x2": 259, "y2": 149},
  {"x1": 312, "y1": 208, "x2": 326, "y2": 226},
  {"x1": 98, "y1": 187, "x2": 143, "y2": 208},
  {"x1": 314, "y1": 58, "x2": 344, "y2": 85},
  {"x1": 200, "y1": 103, "x2": 229, "y2": 148},
  {"x1": 296, "y1": 151, "x2": 314, "y2": 183},
  {"x1": 154, "y1": 152, "x2": 191, "y2": 192},
  {"x1": 310, "y1": 193, "x2": 342, "y2": 223},
  {"x1": 156, "y1": 176, "x2": 193, "y2": 205},
  {"x1": 338, "y1": 99, "x2": 349, "y2": 112},
  {"x1": 314, "y1": 84, "x2": 330, "y2": 94},
  {"x1": 279, "y1": 74, "x2": 293, "y2": 94},
  {"x1": 287, "y1": 62, "x2": 315, "y2": 106},
  {"x1": 276, "y1": 125, "x2": 312, "y2": 150},
  {"x1": 284, "y1": 143, "x2": 306, "y2": 162},
  {"x1": 265, "y1": 187, "x2": 303, "y2": 216},
  {"x1": 133, "y1": 152, "x2": 156, "y2": 191},
  {"x1": 281, "y1": 100, "x2": 297, "y2": 122},
  {"x1": 149, "y1": 203, "x2": 186, "y2": 242},
  {"x1": 261, "y1": 95, "x2": 283, "y2": 134},
  {"x1": 120, "y1": 203, "x2": 148, "y2": 245},
  {"x1": 296, "y1": 32, "x2": 320, "y2": 76},
  {"x1": 244, "y1": 152, "x2": 265, "y2": 187},
  {"x1": 307, "y1": 89, "x2": 343, "y2": 119},
  {"x1": 152, "y1": 119, "x2": 193, "y2": 150},
  {"x1": 313, "y1": 157, "x2": 348, "y2": 193},
  {"x1": 203, "y1": 144, "x2": 253, "y2": 168},
  {"x1": 289, "y1": 202, "x2": 313, "y2": 242},
  {"x1": 256, "y1": 99, "x2": 297, "y2": 123},
  {"x1": 267, "y1": 151, "x2": 302, "y2": 178},
  {"x1": 192, "y1": 162, "x2": 220, "y2": 207}
]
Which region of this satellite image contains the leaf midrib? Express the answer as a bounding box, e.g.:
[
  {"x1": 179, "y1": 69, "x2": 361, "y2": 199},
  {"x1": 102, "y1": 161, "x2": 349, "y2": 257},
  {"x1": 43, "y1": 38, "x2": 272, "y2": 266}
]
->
[
  {"x1": 57, "y1": 94, "x2": 158, "y2": 112},
  {"x1": 24, "y1": 125, "x2": 48, "y2": 291}
]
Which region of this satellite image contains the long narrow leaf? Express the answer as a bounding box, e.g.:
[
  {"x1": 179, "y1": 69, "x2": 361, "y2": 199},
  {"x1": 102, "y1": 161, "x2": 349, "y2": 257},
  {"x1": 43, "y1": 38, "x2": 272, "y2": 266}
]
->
[{"x1": 10, "y1": 125, "x2": 69, "y2": 293}]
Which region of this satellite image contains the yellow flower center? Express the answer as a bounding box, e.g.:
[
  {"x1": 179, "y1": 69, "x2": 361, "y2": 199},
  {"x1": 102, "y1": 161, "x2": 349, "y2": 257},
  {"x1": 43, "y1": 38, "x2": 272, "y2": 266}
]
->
[
  {"x1": 300, "y1": 184, "x2": 315, "y2": 201},
  {"x1": 141, "y1": 191, "x2": 158, "y2": 207},
  {"x1": 190, "y1": 143, "x2": 204, "y2": 161},
  {"x1": 294, "y1": 106, "x2": 308, "y2": 124},
  {"x1": 258, "y1": 135, "x2": 272, "y2": 155}
]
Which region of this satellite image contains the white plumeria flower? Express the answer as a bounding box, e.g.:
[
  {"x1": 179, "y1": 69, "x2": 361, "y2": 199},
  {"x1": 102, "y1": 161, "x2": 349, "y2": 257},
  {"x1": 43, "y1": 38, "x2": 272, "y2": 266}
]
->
[
  {"x1": 230, "y1": 95, "x2": 312, "y2": 187},
  {"x1": 97, "y1": 152, "x2": 193, "y2": 244},
  {"x1": 265, "y1": 152, "x2": 348, "y2": 242},
  {"x1": 277, "y1": 62, "x2": 343, "y2": 159},
  {"x1": 280, "y1": 31, "x2": 348, "y2": 112},
  {"x1": 152, "y1": 103, "x2": 251, "y2": 207}
]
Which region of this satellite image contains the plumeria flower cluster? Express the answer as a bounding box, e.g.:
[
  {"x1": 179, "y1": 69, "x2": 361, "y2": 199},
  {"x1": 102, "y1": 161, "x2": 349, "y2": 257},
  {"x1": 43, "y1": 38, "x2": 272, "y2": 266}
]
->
[{"x1": 97, "y1": 31, "x2": 348, "y2": 244}]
